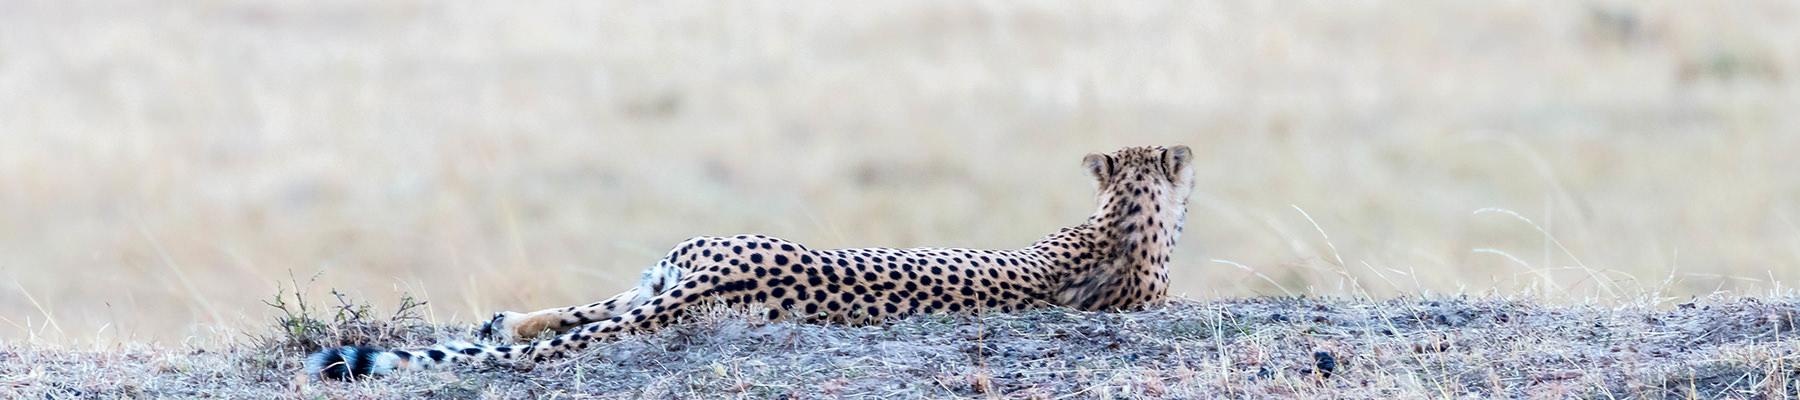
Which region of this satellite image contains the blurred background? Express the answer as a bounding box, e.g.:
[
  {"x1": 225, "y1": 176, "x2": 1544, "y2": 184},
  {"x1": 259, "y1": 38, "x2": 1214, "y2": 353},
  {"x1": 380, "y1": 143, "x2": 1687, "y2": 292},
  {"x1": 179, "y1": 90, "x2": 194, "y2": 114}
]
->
[{"x1": 2, "y1": 1, "x2": 1797, "y2": 344}]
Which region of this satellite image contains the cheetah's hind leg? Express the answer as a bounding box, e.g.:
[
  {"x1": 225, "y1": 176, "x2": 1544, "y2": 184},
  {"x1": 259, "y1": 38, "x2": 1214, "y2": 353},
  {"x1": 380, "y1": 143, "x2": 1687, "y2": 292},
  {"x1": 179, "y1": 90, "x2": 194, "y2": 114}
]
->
[{"x1": 476, "y1": 260, "x2": 685, "y2": 342}]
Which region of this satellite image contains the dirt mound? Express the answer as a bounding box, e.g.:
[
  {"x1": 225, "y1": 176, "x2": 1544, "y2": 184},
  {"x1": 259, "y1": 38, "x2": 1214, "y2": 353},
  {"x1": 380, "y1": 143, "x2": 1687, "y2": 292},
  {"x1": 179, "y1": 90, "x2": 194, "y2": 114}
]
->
[{"x1": 5, "y1": 297, "x2": 1796, "y2": 398}]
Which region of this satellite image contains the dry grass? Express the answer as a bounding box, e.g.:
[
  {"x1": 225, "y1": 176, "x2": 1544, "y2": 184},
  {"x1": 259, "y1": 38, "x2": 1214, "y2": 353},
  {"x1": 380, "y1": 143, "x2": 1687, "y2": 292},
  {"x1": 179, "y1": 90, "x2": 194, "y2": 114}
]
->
[
  {"x1": 5, "y1": 294, "x2": 1799, "y2": 398},
  {"x1": 1, "y1": 0, "x2": 1797, "y2": 357}
]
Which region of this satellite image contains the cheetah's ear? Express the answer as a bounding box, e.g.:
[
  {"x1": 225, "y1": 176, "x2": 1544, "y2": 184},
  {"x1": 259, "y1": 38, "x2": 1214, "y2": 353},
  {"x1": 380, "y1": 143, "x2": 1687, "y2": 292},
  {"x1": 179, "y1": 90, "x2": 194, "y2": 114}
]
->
[
  {"x1": 1163, "y1": 145, "x2": 1193, "y2": 179},
  {"x1": 1083, "y1": 153, "x2": 1114, "y2": 184}
]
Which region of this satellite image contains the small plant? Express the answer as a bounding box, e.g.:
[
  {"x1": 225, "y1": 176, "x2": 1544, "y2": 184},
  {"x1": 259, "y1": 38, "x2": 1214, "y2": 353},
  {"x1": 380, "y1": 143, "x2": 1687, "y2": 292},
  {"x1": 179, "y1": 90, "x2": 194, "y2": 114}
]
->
[
  {"x1": 259, "y1": 271, "x2": 429, "y2": 353},
  {"x1": 262, "y1": 283, "x2": 328, "y2": 349}
]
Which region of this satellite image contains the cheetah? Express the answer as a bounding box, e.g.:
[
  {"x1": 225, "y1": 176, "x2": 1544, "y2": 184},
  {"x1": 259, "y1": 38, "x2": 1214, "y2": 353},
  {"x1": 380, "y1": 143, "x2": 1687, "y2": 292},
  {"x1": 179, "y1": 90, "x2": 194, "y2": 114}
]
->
[{"x1": 305, "y1": 145, "x2": 1196, "y2": 380}]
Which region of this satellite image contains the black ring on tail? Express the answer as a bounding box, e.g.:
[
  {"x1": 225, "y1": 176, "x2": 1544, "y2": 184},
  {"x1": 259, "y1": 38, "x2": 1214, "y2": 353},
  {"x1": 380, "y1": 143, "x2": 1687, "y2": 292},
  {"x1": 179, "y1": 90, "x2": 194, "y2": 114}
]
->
[{"x1": 305, "y1": 346, "x2": 390, "y2": 381}]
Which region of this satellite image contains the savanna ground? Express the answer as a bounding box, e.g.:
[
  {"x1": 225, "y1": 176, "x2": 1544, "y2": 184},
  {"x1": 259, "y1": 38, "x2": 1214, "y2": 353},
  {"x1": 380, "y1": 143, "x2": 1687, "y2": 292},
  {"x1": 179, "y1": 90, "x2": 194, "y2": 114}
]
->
[
  {"x1": 6, "y1": 294, "x2": 1800, "y2": 398},
  {"x1": 2, "y1": 1, "x2": 1799, "y2": 398}
]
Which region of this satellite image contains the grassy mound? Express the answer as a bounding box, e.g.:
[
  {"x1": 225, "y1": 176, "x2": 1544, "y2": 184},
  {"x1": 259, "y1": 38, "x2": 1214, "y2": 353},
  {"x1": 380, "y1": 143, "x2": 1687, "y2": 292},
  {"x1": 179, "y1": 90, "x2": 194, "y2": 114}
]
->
[{"x1": 5, "y1": 296, "x2": 1797, "y2": 399}]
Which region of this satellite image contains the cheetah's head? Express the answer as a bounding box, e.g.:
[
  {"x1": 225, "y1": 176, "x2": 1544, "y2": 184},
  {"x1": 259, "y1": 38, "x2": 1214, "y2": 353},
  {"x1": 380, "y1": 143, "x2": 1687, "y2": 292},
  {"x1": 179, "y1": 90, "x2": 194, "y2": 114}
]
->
[
  {"x1": 1083, "y1": 145, "x2": 1195, "y2": 199},
  {"x1": 1082, "y1": 145, "x2": 1196, "y2": 229}
]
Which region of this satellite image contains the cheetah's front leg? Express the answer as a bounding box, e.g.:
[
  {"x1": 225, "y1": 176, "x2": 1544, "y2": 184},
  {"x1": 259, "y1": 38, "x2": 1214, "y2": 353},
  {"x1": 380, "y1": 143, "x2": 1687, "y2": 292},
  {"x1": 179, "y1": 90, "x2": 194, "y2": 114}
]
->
[{"x1": 478, "y1": 260, "x2": 686, "y2": 342}]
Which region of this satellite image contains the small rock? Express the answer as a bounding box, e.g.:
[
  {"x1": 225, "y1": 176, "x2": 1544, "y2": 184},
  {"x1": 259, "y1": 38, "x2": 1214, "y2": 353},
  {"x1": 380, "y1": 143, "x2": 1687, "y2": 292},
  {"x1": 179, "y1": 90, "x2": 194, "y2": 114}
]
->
[
  {"x1": 1313, "y1": 351, "x2": 1337, "y2": 379},
  {"x1": 1534, "y1": 371, "x2": 1582, "y2": 382},
  {"x1": 1412, "y1": 340, "x2": 1452, "y2": 353}
]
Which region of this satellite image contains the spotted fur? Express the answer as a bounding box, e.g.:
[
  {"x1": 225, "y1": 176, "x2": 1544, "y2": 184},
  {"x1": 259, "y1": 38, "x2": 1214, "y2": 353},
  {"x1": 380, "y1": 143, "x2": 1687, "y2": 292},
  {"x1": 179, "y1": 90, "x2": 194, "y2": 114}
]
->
[{"x1": 304, "y1": 145, "x2": 1197, "y2": 380}]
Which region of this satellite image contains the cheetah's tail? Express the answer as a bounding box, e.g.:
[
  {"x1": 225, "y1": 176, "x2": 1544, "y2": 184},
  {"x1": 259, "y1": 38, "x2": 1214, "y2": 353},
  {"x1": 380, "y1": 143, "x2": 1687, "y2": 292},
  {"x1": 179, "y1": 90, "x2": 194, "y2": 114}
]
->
[{"x1": 303, "y1": 341, "x2": 487, "y2": 380}]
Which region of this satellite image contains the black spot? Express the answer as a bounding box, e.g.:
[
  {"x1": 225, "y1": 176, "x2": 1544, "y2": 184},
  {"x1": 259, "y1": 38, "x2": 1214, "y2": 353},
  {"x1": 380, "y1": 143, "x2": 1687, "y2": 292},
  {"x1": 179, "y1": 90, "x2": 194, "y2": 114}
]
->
[
  {"x1": 750, "y1": 254, "x2": 764, "y2": 263},
  {"x1": 774, "y1": 255, "x2": 789, "y2": 265}
]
